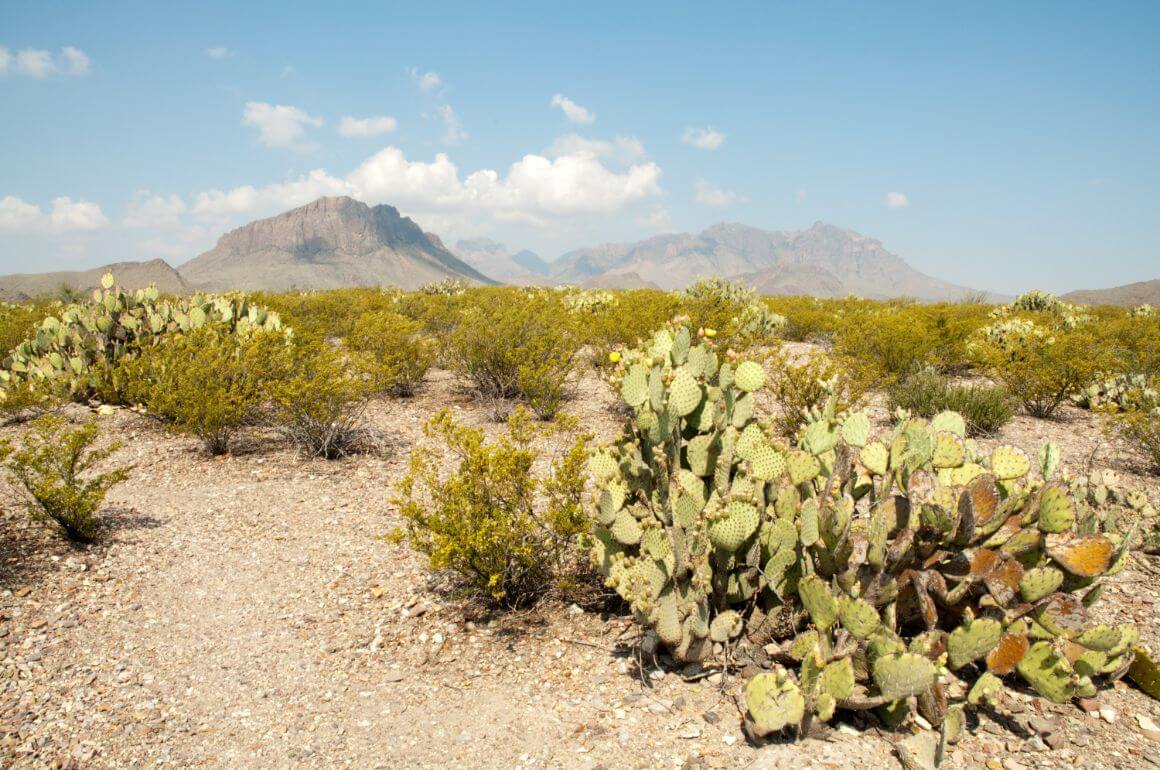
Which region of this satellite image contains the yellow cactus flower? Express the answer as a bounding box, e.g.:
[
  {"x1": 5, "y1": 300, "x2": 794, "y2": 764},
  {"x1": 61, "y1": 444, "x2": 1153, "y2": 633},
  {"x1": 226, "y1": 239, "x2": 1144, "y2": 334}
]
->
[{"x1": 608, "y1": 351, "x2": 621, "y2": 363}]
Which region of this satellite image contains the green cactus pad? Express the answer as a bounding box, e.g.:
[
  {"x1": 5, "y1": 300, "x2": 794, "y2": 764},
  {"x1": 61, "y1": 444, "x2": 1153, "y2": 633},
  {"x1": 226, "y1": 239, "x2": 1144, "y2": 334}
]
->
[
  {"x1": 686, "y1": 434, "x2": 719, "y2": 477},
  {"x1": 872, "y1": 652, "x2": 936, "y2": 700},
  {"x1": 749, "y1": 444, "x2": 785, "y2": 481},
  {"x1": 802, "y1": 420, "x2": 838, "y2": 456},
  {"x1": 668, "y1": 369, "x2": 703, "y2": 417},
  {"x1": 840, "y1": 411, "x2": 871, "y2": 448},
  {"x1": 967, "y1": 671, "x2": 1003, "y2": 705},
  {"x1": 610, "y1": 510, "x2": 643, "y2": 545},
  {"x1": 708, "y1": 501, "x2": 759, "y2": 552},
  {"x1": 1038, "y1": 442, "x2": 1060, "y2": 481},
  {"x1": 838, "y1": 597, "x2": 881, "y2": 639},
  {"x1": 798, "y1": 575, "x2": 839, "y2": 631},
  {"x1": 821, "y1": 656, "x2": 855, "y2": 701},
  {"x1": 1017, "y1": 641, "x2": 1076, "y2": 703},
  {"x1": 860, "y1": 442, "x2": 890, "y2": 476},
  {"x1": 744, "y1": 668, "x2": 805, "y2": 738},
  {"x1": 932, "y1": 431, "x2": 966, "y2": 469},
  {"x1": 709, "y1": 610, "x2": 744, "y2": 642},
  {"x1": 621, "y1": 364, "x2": 649, "y2": 406},
  {"x1": 930, "y1": 410, "x2": 967, "y2": 437},
  {"x1": 1036, "y1": 484, "x2": 1075, "y2": 533},
  {"x1": 1075, "y1": 625, "x2": 1123, "y2": 652},
  {"x1": 734, "y1": 360, "x2": 766, "y2": 392},
  {"x1": 1127, "y1": 647, "x2": 1160, "y2": 700},
  {"x1": 947, "y1": 617, "x2": 1003, "y2": 669},
  {"x1": 990, "y1": 445, "x2": 1031, "y2": 480},
  {"x1": 787, "y1": 450, "x2": 821, "y2": 486}
]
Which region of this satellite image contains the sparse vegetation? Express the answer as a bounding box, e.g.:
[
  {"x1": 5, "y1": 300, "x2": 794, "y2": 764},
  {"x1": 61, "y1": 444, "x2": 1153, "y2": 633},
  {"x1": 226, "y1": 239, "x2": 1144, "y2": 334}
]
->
[
  {"x1": 888, "y1": 369, "x2": 1015, "y2": 435},
  {"x1": 0, "y1": 414, "x2": 132, "y2": 541},
  {"x1": 346, "y1": 310, "x2": 435, "y2": 396},
  {"x1": 391, "y1": 408, "x2": 590, "y2": 607}
]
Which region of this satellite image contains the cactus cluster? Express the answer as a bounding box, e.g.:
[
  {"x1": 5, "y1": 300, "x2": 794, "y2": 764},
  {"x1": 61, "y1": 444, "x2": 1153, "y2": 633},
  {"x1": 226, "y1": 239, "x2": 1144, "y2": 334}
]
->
[
  {"x1": 679, "y1": 278, "x2": 787, "y2": 342},
  {"x1": 1071, "y1": 372, "x2": 1158, "y2": 411},
  {"x1": 417, "y1": 278, "x2": 467, "y2": 296},
  {"x1": 992, "y1": 291, "x2": 1092, "y2": 329},
  {"x1": 0, "y1": 273, "x2": 284, "y2": 402},
  {"x1": 559, "y1": 287, "x2": 618, "y2": 315},
  {"x1": 1130, "y1": 303, "x2": 1155, "y2": 318},
  {"x1": 590, "y1": 318, "x2": 1152, "y2": 751}
]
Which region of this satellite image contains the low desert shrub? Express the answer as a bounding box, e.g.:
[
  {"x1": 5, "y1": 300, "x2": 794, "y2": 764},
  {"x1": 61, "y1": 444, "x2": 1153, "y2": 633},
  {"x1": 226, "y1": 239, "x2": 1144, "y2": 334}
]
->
[
  {"x1": 975, "y1": 324, "x2": 1111, "y2": 418},
  {"x1": 265, "y1": 342, "x2": 375, "y2": 459},
  {"x1": 888, "y1": 370, "x2": 1014, "y2": 435},
  {"x1": 765, "y1": 348, "x2": 869, "y2": 437},
  {"x1": 0, "y1": 414, "x2": 132, "y2": 541},
  {"x1": 446, "y1": 290, "x2": 580, "y2": 419},
  {"x1": 1113, "y1": 389, "x2": 1160, "y2": 473},
  {"x1": 120, "y1": 326, "x2": 288, "y2": 454},
  {"x1": 392, "y1": 408, "x2": 589, "y2": 607},
  {"x1": 345, "y1": 311, "x2": 435, "y2": 396},
  {"x1": 678, "y1": 277, "x2": 786, "y2": 349}
]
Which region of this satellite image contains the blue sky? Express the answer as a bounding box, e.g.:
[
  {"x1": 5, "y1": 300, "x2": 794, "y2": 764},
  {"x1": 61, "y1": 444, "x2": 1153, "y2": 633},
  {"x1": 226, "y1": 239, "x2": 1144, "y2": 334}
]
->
[{"x1": 1, "y1": 1, "x2": 1157, "y2": 294}]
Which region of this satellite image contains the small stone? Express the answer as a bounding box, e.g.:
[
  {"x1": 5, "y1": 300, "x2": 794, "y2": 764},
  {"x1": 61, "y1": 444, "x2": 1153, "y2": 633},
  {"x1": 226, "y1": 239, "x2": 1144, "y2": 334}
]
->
[
  {"x1": 1138, "y1": 714, "x2": 1159, "y2": 733},
  {"x1": 1024, "y1": 735, "x2": 1047, "y2": 752},
  {"x1": 383, "y1": 671, "x2": 404, "y2": 683},
  {"x1": 1002, "y1": 759, "x2": 1027, "y2": 770},
  {"x1": 1076, "y1": 697, "x2": 1099, "y2": 714},
  {"x1": 1099, "y1": 705, "x2": 1117, "y2": 724},
  {"x1": 722, "y1": 735, "x2": 736, "y2": 746},
  {"x1": 706, "y1": 672, "x2": 723, "y2": 685},
  {"x1": 679, "y1": 723, "x2": 702, "y2": 739},
  {"x1": 986, "y1": 761, "x2": 1003, "y2": 770},
  {"x1": 1045, "y1": 732, "x2": 1069, "y2": 750},
  {"x1": 1028, "y1": 717, "x2": 1057, "y2": 735},
  {"x1": 702, "y1": 711, "x2": 719, "y2": 725}
]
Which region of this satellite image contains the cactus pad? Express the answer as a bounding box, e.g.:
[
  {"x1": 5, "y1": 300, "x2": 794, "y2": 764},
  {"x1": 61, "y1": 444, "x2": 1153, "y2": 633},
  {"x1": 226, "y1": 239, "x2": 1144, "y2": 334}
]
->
[
  {"x1": 872, "y1": 652, "x2": 936, "y2": 700},
  {"x1": 990, "y1": 445, "x2": 1030, "y2": 480},
  {"x1": 744, "y1": 668, "x2": 805, "y2": 738},
  {"x1": 710, "y1": 610, "x2": 744, "y2": 642},
  {"x1": 860, "y1": 442, "x2": 889, "y2": 476},
  {"x1": 1036, "y1": 484, "x2": 1075, "y2": 533},
  {"x1": 947, "y1": 617, "x2": 1003, "y2": 669},
  {"x1": 668, "y1": 369, "x2": 703, "y2": 417},
  {"x1": 621, "y1": 364, "x2": 649, "y2": 406},
  {"x1": 786, "y1": 450, "x2": 821, "y2": 486},
  {"x1": 734, "y1": 360, "x2": 765, "y2": 392},
  {"x1": 931, "y1": 410, "x2": 967, "y2": 436},
  {"x1": 798, "y1": 575, "x2": 838, "y2": 631},
  {"x1": 708, "y1": 501, "x2": 759, "y2": 552}
]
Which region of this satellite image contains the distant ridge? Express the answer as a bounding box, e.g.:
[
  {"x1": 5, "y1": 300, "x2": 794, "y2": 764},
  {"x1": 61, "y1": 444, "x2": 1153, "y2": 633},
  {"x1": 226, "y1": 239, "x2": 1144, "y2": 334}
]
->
[
  {"x1": 180, "y1": 196, "x2": 494, "y2": 292},
  {"x1": 1063, "y1": 279, "x2": 1160, "y2": 307},
  {"x1": 452, "y1": 238, "x2": 552, "y2": 285},
  {"x1": 0, "y1": 259, "x2": 188, "y2": 301},
  {"x1": 550, "y1": 221, "x2": 990, "y2": 301}
]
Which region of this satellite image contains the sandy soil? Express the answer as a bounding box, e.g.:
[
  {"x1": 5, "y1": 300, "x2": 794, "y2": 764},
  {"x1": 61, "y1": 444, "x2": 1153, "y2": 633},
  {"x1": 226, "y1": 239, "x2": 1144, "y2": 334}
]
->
[{"x1": 0, "y1": 365, "x2": 1157, "y2": 769}]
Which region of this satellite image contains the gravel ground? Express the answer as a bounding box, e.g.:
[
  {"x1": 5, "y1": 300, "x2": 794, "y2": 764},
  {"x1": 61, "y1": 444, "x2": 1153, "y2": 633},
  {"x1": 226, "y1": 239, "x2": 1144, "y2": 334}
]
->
[{"x1": 0, "y1": 364, "x2": 1157, "y2": 769}]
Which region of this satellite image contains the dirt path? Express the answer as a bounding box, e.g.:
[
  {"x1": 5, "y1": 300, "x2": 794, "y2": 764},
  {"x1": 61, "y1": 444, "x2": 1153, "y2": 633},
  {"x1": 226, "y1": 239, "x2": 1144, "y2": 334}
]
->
[{"x1": 1, "y1": 369, "x2": 1158, "y2": 769}]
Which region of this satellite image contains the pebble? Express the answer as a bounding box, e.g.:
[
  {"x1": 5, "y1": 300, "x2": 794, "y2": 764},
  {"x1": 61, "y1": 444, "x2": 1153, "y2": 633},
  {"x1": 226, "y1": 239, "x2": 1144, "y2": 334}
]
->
[{"x1": 1099, "y1": 705, "x2": 1116, "y2": 724}]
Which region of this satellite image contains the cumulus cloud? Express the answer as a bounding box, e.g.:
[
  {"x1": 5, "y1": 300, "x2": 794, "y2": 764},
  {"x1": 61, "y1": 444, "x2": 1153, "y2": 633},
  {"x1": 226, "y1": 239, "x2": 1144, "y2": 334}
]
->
[
  {"x1": 551, "y1": 94, "x2": 595, "y2": 124},
  {"x1": 546, "y1": 134, "x2": 645, "y2": 164},
  {"x1": 694, "y1": 179, "x2": 739, "y2": 208},
  {"x1": 189, "y1": 145, "x2": 661, "y2": 228},
  {"x1": 885, "y1": 191, "x2": 910, "y2": 209},
  {"x1": 124, "y1": 192, "x2": 187, "y2": 228},
  {"x1": 0, "y1": 195, "x2": 108, "y2": 232},
  {"x1": 0, "y1": 46, "x2": 90, "y2": 77},
  {"x1": 408, "y1": 68, "x2": 442, "y2": 92},
  {"x1": 682, "y1": 127, "x2": 726, "y2": 150},
  {"x1": 242, "y1": 101, "x2": 324, "y2": 148},
  {"x1": 205, "y1": 46, "x2": 234, "y2": 59},
  {"x1": 337, "y1": 115, "x2": 398, "y2": 138},
  {"x1": 438, "y1": 105, "x2": 468, "y2": 145}
]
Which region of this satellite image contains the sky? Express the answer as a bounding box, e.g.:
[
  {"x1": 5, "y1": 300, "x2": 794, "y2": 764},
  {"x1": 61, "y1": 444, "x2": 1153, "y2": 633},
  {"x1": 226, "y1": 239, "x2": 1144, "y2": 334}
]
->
[{"x1": 1, "y1": 1, "x2": 1158, "y2": 295}]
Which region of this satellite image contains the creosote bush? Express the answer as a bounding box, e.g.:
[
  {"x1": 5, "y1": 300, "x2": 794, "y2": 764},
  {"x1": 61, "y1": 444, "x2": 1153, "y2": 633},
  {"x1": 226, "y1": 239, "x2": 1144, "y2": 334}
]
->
[
  {"x1": 888, "y1": 370, "x2": 1014, "y2": 436},
  {"x1": 392, "y1": 408, "x2": 590, "y2": 607},
  {"x1": 764, "y1": 348, "x2": 868, "y2": 438},
  {"x1": 0, "y1": 414, "x2": 132, "y2": 542},
  {"x1": 589, "y1": 318, "x2": 1155, "y2": 756},
  {"x1": 446, "y1": 290, "x2": 580, "y2": 419},
  {"x1": 345, "y1": 310, "x2": 434, "y2": 396},
  {"x1": 119, "y1": 326, "x2": 288, "y2": 454},
  {"x1": 265, "y1": 342, "x2": 375, "y2": 459}
]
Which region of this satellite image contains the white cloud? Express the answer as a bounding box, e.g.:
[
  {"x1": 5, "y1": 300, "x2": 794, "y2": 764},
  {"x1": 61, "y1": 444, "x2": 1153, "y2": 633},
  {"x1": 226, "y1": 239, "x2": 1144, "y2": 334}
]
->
[
  {"x1": 337, "y1": 115, "x2": 398, "y2": 138},
  {"x1": 408, "y1": 68, "x2": 442, "y2": 92},
  {"x1": 551, "y1": 94, "x2": 595, "y2": 125},
  {"x1": 50, "y1": 197, "x2": 108, "y2": 230},
  {"x1": 242, "y1": 101, "x2": 324, "y2": 148},
  {"x1": 189, "y1": 145, "x2": 661, "y2": 227},
  {"x1": 438, "y1": 105, "x2": 468, "y2": 145},
  {"x1": 885, "y1": 191, "x2": 910, "y2": 209},
  {"x1": 124, "y1": 192, "x2": 187, "y2": 228},
  {"x1": 61, "y1": 46, "x2": 90, "y2": 75},
  {"x1": 0, "y1": 46, "x2": 91, "y2": 78},
  {"x1": 694, "y1": 179, "x2": 739, "y2": 208},
  {"x1": 205, "y1": 46, "x2": 234, "y2": 59},
  {"x1": 795, "y1": 190, "x2": 808, "y2": 202},
  {"x1": 546, "y1": 134, "x2": 645, "y2": 164},
  {"x1": 0, "y1": 195, "x2": 108, "y2": 232},
  {"x1": 682, "y1": 127, "x2": 726, "y2": 151}
]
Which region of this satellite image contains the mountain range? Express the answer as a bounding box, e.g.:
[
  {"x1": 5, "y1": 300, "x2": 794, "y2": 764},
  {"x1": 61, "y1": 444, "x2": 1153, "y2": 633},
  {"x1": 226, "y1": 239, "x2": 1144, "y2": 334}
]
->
[{"x1": 0, "y1": 195, "x2": 1150, "y2": 303}]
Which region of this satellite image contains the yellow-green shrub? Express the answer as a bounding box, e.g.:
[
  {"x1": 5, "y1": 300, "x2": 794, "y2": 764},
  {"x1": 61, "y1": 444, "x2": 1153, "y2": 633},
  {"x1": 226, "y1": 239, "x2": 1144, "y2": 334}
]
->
[
  {"x1": 120, "y1": 326, "x2": 288, "y2": 454},
  {"x1": 446, "y1": 289, "x2": 580, "y2": 419},
  {"x1": 391, "y1": 408, "x2": 589, "y2": 607},
  {"x1": 0, "y1": 414, "x2": 132, "y2": 542},
  {"x1": 345, "y1": 311, "x2": 435, "y2": 396},
  {"x1": 888, "y1": 369, "x2": 1014, "y2": 436},
  {"x1": 764, "y1": 348, "x2": 869, "y2": 437}
]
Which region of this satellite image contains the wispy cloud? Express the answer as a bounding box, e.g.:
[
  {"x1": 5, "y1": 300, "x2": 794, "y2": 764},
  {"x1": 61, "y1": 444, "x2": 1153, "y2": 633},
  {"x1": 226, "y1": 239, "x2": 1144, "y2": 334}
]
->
[
  {"x1": 884, "y1": 191, "x2": 910, "y2": 209},
  {"x1": 242, "y1": 101, "x2": 324, "y2": 149},
  {"x1": 0, "y1": 45, "x2": 90, "y2": 77},
  {"x1": 338, "y1": 115, "x2": 398, "y2": 138},
  {"x1": 694, "y1": 179, "x2": 741, "y2": 208},
  {"x1": 438, "y1": 105, "x2": 468, "y2": 145},
  {"x1": 408, "y1": 67, "x2": 443, "y2": 92},
  {"x1": 546, "y1": 134, "x2": 645, "y2": 164},
  {"x1": 681, "y1": 127, "x2": 725, "y2": 150},
  {"x1": 205, "y1": 46, "x2": 234, "y2": 59},
  {"x1": 551, "y1": 93, "x2": 596, "y2": 124}
]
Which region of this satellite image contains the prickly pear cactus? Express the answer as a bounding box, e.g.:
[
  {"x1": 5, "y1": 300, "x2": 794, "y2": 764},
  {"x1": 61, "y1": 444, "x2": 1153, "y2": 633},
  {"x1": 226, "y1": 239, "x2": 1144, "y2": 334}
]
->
[{"x1": 0, "y1": 272, "x2": 285, "y2": 401}]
